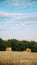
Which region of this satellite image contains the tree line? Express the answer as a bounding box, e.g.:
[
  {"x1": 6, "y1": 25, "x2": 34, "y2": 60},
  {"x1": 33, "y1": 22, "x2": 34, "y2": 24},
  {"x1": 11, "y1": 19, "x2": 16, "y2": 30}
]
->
[{"x1": 0, "y1": 38, "x2": 37, "y2": 52}]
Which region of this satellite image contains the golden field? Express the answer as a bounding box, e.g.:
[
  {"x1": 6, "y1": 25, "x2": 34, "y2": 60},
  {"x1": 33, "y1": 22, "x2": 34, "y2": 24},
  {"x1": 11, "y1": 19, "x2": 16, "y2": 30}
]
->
[{"x1": 0, "y1": 51, "x2": 37, "y2": 65}]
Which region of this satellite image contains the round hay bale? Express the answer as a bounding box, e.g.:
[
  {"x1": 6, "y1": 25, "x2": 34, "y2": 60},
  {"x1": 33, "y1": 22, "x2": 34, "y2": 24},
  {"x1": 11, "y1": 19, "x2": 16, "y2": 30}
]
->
[
  {"x1": 26, "y1": 48, "x2": 31, "y2": 52},
  {"x1": 6, "y1": 47, "x2": 12, "y2": 51}
]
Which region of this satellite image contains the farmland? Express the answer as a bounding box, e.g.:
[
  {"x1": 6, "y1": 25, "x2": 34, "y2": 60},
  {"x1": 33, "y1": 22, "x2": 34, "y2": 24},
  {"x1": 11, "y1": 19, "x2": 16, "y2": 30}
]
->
[{"x1": 0, "y1": 51, "x2": 37, "y2": 65}]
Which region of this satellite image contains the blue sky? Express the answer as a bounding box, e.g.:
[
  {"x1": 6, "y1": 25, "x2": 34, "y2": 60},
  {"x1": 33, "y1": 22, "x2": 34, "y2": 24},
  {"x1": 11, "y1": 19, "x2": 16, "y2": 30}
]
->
[{"x1": 0, "y1": 0, "x2": 37, "y2": 41}]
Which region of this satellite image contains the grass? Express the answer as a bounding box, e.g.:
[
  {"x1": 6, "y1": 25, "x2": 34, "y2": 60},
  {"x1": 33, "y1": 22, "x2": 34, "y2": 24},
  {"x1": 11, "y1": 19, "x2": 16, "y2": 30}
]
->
[{"x1": 0, "y1": 51, "x2": 37, "y2": 65}]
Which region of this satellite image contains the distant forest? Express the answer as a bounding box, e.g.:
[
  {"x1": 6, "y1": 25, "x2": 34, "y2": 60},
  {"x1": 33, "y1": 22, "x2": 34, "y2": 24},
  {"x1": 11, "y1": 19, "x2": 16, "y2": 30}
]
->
[{"x1": 0, "y1": 38, "x2": 37, "y2": 52}]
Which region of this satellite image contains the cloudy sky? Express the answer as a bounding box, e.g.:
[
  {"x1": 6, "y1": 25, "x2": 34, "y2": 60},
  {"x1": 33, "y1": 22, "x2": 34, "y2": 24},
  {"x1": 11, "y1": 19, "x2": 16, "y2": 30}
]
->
[{"x1": 0, "y1": 0, "x2": 37, "y2": 41}]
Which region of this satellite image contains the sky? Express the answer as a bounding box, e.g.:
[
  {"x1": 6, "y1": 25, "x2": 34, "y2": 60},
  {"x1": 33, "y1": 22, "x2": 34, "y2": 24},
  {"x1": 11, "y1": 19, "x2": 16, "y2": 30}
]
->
[{"x1": 0, "y1": 0, "x2": 37, "y2": 41}]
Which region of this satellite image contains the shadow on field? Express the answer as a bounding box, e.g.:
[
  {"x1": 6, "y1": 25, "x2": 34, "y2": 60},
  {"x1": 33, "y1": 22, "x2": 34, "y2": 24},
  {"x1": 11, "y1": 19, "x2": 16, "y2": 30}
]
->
[
  {"x1": 0, "y1": 62, "x2": 37, "y2": 65},
  {"x1": 31, "y1": 62, "x2": 37, "y2": 65},
  {"x1": 0, "y1": 63, "x2": 26, "y2": 65}
]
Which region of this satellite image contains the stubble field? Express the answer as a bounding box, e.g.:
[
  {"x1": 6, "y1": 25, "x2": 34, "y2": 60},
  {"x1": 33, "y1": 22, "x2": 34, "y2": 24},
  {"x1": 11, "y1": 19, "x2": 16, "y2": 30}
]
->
[{"x1": 0, "y1": 51, "x2": 37, "y2": 65}]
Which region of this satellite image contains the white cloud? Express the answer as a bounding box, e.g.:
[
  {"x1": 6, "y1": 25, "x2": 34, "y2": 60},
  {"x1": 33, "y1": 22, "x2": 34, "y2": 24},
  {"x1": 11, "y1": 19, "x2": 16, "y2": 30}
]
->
[
  {"x1": 13, "y1": 1, "x2": 20, "y2": 6},
  {"x1": 0, "y1": 21, "x2": 37, "y2": 30},
  {"x1": 32, "y1": 1, "x2": 37, "y2": 5},
  {"x1": 0, "y1": 11, "x2": 37, "y2": 18},
  {"x1": 0, "y1": 11, "x2": 37, "y2": 30},
  {"x1": 0, "y1": 11, "x2": 16, "y2": 17},
  {"x1": 0, "y1": 0, "x2": 20, "y2": 6},
  {"x1": 0, "y1": 0, "x2": 37, "y2": 7}
]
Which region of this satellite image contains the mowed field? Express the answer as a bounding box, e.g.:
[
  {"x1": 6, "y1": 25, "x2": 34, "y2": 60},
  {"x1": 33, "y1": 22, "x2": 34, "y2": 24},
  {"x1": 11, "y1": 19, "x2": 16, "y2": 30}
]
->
[{"x1": 0, "y1": 51, "x2": 37, "y2": 65}]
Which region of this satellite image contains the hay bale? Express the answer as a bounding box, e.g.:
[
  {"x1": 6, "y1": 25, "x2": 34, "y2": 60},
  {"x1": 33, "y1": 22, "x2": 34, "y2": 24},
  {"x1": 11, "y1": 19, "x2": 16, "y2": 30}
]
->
[
  {"x1": 26, "y1": 48, "x2": 31, "y2": 52},
  {"x1": 6, "y1": 47, "x2": 12, "y2": 51}
]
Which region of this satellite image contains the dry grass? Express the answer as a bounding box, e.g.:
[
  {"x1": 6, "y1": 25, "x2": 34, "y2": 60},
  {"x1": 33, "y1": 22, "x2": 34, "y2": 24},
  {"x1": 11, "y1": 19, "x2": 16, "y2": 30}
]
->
[{"x1": 0, "y1": 51, "x2": 37, "y2": 65}]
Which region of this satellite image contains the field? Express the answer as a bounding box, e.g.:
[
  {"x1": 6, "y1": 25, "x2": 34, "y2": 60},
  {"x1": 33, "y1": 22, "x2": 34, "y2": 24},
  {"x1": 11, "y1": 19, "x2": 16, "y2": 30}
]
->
[{"x1": 0, "y1": 51, "x2": 37, "y2": 65}]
